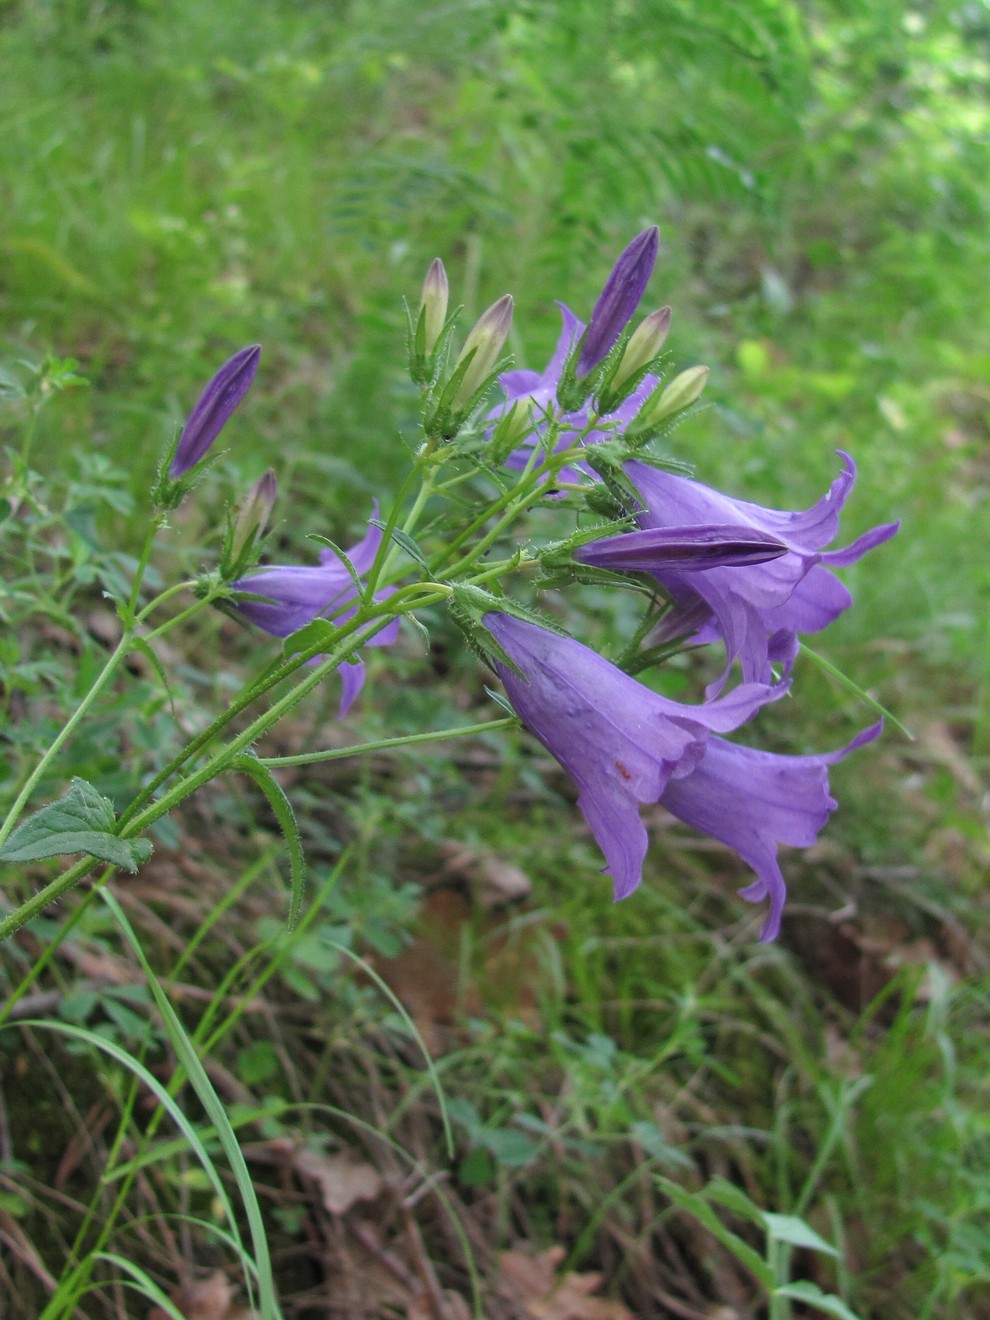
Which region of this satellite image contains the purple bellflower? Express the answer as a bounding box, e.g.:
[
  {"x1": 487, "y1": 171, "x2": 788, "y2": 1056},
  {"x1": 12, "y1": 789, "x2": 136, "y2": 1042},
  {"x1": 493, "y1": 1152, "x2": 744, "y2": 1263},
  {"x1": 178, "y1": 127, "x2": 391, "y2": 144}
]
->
[
  {"x1": 613, "y1": 453, "x2": 900, "y2": 693},
  {"x1": 484, "y1": 612, "x2": 880, "y2": 941},
  {"x1": 577, "y1": 226, "x2": 659, "y2": 377},
  {"x1": 493, "y1": 305, "x2": 659, "y2": 483},
  {"x1": 659, "y1": 722, "x2": 882, "y2": 940},
  {"x1": 170, "y1": 344, "x2": 261, "y2": 478},
  {"x1": 232, "y1": 504, "x2": 399, "y2": 716}
]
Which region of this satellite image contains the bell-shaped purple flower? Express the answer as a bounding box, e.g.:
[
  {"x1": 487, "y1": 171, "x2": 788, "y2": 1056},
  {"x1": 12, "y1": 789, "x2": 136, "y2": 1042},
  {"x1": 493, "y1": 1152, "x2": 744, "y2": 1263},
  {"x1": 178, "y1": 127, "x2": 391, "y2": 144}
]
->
[
  {"x1": 660, "y1": 723, "x2": 882, "y2": 940},
  {"x1": 170, "y1": 344, "x2": 261, "y2": 477},
  {"x1": 483, "y1": 613, "x2": 782, "y2": 900},
  {"x1": 484, "y1": 612, "x2": 880, "y2": 940},
  {"x1": 232, "y1": 504, "x2": 399, "y2": 716},
  {"x1": 624, "y1": 452, "x2": 900, "y2": 693},
  {"x1": 577, "y1": 226, "x2": 659, "y2": 377}
]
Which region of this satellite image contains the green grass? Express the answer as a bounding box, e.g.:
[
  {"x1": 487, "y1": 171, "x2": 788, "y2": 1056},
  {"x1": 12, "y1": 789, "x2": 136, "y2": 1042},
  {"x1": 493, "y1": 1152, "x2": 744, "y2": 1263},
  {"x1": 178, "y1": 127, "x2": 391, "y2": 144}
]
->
[{"x1": 2, "y1": 0, "x2": 989, "y2": 1316}]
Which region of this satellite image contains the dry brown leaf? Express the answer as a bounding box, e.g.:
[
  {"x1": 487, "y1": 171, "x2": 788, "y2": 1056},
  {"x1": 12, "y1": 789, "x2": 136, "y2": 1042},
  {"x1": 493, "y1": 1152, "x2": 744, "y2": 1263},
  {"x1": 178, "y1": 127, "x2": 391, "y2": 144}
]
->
[
  {"x1": 437, "y1": 840, "x2": 532, "y2": 906},
  {"x1": 406, "y1": 1289, "x2": 471, "y2": 1319},
  {"x1": 146, "y1": 1270, "x2": 256, "y2": 1320},
  {"x1": 293, "y1": 1146, "x2": 385, "y2": 1214},
  {"x1": 498, "y1": 1246, "x2": 635, "y2": 1320}
]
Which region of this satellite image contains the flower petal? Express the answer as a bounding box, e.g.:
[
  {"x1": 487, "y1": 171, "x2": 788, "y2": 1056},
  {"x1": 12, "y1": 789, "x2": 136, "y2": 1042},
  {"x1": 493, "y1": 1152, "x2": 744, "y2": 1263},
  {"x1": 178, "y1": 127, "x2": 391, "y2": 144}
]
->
[{"x1": 659, "y1": 723, "x2": 883, "y2": 939}]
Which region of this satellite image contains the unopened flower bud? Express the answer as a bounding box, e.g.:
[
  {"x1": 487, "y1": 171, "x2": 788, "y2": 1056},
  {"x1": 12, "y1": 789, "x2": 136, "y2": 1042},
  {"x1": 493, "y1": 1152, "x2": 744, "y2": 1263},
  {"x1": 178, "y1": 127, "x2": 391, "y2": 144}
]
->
[
  {"x1": 612, "y1": 307, "x2": 672, "y2": 390},
  {"x1": 419, "y1": 258, "x2": 449, "y2": 357},
  {"x1": 488, "y1": 398, "x2": 535, "y2": 463},
  {"x1": 451, "y1": 294, "x2": 513, "y2": 408},
  {"x1": 232, "y1": 469, "x2": 276, "y2": 555},
  {"x1": 636, "y1": 365, "x2": 709, "y2": 429},
  {"x1": 170, "y1": 344, "x2": 261, "y2": 477},
  {"x1": 577, "y1": 226, "x2": 659, "y2": 377}
]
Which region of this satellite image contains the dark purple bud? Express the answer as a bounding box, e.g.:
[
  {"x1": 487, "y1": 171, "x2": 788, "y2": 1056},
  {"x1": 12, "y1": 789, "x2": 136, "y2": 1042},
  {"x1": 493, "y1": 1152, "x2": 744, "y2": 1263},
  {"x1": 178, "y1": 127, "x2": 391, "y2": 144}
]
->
[
  {"x1": 170, "y1": 344, "x2": 261, "y2": 477},
  {"x1": 576, "y1": 524, "x2": 790, "y2": 573},
  {"x1": 578, "y1": 227, "x2": 659, "y2": 377}
]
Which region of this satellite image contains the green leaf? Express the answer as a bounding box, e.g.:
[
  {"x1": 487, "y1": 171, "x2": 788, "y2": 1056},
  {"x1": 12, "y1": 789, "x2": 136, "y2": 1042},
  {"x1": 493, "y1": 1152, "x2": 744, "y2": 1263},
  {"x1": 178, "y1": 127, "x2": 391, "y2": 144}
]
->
[
  {"x1": 704, "y1": 1177, "x2": 767, "y2": 1224},
  {"x1": 775, "y1": 1281, "x2": 865, "y2": 1320},
  {"x1": 657, "y1": 1178, "x2": 773, "y2": 1288},
  {"x1": 0, "y1": 779, "x2": 152, "y2": 872},
  {"x1": 798, "y1": 643, "x2": 913, "y2": 739},
  {"x1": 370, "y1": 519, "x2": 432, "y2": 573},
  {"x1": 764, "y1": 1212, "x2": 839, "y2": 1256},
  {"x1": 129, "y1": 636, "x2": 176, "y2": 714},
  {"x1": 232, "y1": 755, "x2": 306, "y2": 929},
  {"x1": 281, "y1": 617, "x2": 338, "y2": 660}
]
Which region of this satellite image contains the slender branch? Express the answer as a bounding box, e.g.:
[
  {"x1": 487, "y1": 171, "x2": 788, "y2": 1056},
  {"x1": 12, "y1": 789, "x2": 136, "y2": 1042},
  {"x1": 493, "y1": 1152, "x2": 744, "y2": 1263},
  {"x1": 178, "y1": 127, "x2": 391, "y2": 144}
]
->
[{"x1": 257, "y1": 716, "x2": 518, "y2": 768}]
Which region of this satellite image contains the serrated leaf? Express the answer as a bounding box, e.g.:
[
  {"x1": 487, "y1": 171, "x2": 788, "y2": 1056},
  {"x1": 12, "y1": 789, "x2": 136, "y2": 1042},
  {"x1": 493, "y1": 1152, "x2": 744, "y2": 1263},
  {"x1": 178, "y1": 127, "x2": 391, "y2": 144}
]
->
[
  {"x1": 775, "y1": 1281, "x2": 865, "y2": 1319},
  {"x1": 0, "y1": 779, "x2": 152, "y2": 872},
  {"x1": 764, "y1": 1213, "x2": 839, "y2": 1256}
]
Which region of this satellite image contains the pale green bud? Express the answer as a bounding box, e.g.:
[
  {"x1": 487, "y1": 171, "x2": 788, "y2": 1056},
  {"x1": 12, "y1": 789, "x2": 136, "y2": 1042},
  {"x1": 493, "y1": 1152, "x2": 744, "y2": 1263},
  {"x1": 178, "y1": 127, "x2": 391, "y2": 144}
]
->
[
  {"x1": 636, "y1": 365, "x2": 709, "y2": 428},
  {"x1": 419, "y1": 258, "x2": 449, "y2": 357},
  {"x1": 488, "y1": 398, "x2": 535, "y2": 463},
  {"x1": 224, "y1": 468, "x2": 277, "y2": 576},
  {"x1": 450, "y1": 294, "x2": 513, "y2": 408},
  {"x1": 612, "y1": 306, "x2": 672, "y2": 390}
]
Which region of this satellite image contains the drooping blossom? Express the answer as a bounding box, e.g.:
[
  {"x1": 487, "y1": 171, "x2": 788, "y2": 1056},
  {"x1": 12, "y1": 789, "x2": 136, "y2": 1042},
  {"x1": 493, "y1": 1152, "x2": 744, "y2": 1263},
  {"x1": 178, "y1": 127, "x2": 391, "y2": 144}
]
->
[
  {"x1": 484, "y1": 612, "x2": 879, "y2": 940},
  {"x1": 232, "y1": 505, "x2": 399, "y2": 715},
  {"x1": 614, "y1": 453, "x2": 899, "y2": 692},
  {"x1": 170, "y1": 344, "x2": 261, "y2": 477},
  {"x1": 659, "y1": 722, "x2": 882, "y2": 940}
]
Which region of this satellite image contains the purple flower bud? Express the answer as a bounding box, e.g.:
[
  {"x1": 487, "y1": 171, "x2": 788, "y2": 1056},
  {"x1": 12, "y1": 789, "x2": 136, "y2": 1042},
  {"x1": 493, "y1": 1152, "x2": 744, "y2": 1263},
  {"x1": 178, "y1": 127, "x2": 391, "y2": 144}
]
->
[
  {"x1": 170, "y1": 344, "x2": 261, "y2": 478},
  {"x1": 451, "y1": 294, "x2": 514, "y2": 407},
  {"x1": 419, "y1": 258, "x2": 449, "y2": 356},
  {"x1": 576, "y1": 524, "x2": 789, "y2": 573},
  {"x1": 577, "y1": 227, "x2": 659, "y2": 377}
]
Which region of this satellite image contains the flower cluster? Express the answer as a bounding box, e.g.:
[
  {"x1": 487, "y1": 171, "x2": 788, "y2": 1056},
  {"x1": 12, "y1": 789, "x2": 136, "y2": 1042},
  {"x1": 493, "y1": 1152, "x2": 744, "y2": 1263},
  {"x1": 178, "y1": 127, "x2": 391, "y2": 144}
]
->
[
  {"x1": 174, "y1": 228, "x2": 896, "y2": 942},
  {"x1": 476, "y1": 230, "x2": 898, "y2": 939}
]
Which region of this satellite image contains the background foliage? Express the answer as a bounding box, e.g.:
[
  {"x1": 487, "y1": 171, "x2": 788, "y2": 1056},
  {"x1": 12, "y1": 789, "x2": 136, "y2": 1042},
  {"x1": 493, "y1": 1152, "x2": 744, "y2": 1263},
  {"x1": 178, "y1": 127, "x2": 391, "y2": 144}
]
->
[{"x1": 1, "y1": 0, "x2": 989, "y2": 1316}]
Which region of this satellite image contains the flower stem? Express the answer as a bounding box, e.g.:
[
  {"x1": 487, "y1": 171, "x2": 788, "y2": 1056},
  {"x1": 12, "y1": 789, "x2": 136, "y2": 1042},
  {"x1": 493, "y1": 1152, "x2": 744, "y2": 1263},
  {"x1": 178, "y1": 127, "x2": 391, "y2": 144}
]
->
[
  {"x1": 257, "y1": 715, "x2": 518, "y2": 768},
  {"x1": 0, "y1": 629, "x2": 135, "y2": 849},
  {"x1": 0, "y1": 854, "x2": 97, "y2": 944}
]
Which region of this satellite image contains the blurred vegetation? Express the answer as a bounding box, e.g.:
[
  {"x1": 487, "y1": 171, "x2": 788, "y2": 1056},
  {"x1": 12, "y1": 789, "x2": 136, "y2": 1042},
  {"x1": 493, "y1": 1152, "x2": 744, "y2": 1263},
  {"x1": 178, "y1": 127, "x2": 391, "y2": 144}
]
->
[{"x1": 1, "y1": 0, "x2": 989, "y2": 1316}]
